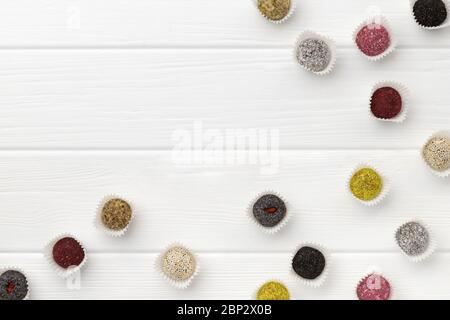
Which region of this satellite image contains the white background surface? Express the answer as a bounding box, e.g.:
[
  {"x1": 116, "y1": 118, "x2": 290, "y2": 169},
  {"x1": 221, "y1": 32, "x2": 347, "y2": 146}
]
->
[{"x1": 0, "y1": 0, "x2": 449, "y2": 300}]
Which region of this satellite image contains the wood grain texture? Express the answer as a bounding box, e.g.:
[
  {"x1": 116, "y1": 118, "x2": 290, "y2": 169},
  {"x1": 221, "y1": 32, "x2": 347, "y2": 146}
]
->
[
  {"x1": 0, "y1": 49, "x2": 450, "y2": 149},
  {"x1": 0, "y1": 252, "x2": 447, "y2": 300},
  {"x1": 0, "y1": 0, "x2": 449, "y2": 300},
  {"x1": 0, "y1": 0, "x2": 448, "y2": 48},
  {"x1": 0, "y1": 151, "x2": 449, "y2": 252}
]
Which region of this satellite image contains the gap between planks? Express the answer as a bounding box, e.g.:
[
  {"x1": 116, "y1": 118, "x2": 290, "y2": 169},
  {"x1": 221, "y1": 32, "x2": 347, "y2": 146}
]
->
[
  {"x1": 1, "y1": 44, "x2": 449, "y2": 50},
  {"x1": 2, "y1": 249, "x2": 450, "y2": 254}
]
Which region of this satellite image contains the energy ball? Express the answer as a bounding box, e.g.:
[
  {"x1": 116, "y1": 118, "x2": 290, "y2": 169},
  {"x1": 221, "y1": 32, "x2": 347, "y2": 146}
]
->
[
  {"x1": 162, "y1": 246, "x2": 197, "y2": 282},
  {"x1": 422, "y1": 136, "x2": 450, "y2": 172},
  {"x1": 356, "y1": 274, "x2": 391, "y2": 300},
  {"x1": 257, "y1": 281, "x2": 290, "y2": 300},
  {"x1": 355, "y1": 24, "x2": 391, "y2": 57},
  {"x1": 296, "y1": 38, "x2": 331, "y2": 72},
  {"x1": 101, "y1": 198, "x2": 132, "y2": 231},
  {"x1": 370, "y1": 87, "x2": 402, "y2": 120},
  {"x1": 252, "y1": 194, "x2": 287, "y2": 228},
  {"x1": 350, "y1": 168, "x2": 383, "y2": 201},
  {"x1": 0, "y1": 270, "x2": 28, "y2": 300},
  {"x1": 257, "y1": 0, "x2": 291, "y2": 21},
  {"x1": 413, "y1": 0, "x2": 448, "y2": 27},
  {"x1": 292, "y1": 246, "x2": 326, "y2": 280},
  {"x1": 52, "y1": 237, "x2": 85, "y2": 269},
  {"x1": 395, "y1": 222, "x2": 429, "y2": 256}
]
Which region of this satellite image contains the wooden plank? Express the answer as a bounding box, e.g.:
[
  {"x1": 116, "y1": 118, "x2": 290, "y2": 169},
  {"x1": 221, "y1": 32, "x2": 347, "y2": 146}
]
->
[
  {"x1": 0, "y1": 252, "x2": 446, "y2": 299},
  {"x1": 0, "y1": 150, "x2": 449, "y2": 252},
  {"x1": 0, "y1": 0, "x2": 446, "y2": 48},
  {"x1": 0, "y1": 49, "x2": 449, "y2": 149}
]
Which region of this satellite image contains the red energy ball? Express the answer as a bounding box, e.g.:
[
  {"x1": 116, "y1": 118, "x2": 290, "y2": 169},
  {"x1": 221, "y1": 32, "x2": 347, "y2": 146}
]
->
[
  {"x1": 356, "y1": 23, "x2": 390, "y2": 57},
  {"x1": 52, "y1": 237, "x2": 85, "y2": 269},
  {"x1": 356, "y1": 274, "x2": 391, "y2": 300},
  {"x1": 370, "y1": 87, "x2": 402, "y2": 119}
]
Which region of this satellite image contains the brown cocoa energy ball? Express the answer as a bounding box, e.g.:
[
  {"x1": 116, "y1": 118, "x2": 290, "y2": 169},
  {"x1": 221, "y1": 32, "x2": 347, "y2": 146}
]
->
[
  {"x1": 101, "y1": 198, "x2": 132, "y2": 231},
  {"x1": 257, "y1": 0, "x2": 291, "y2": 21}
]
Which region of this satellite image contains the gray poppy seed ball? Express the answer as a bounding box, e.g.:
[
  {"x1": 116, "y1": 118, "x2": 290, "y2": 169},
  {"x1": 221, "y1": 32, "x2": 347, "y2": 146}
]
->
[
  {"x1": 296, "y1": 38, "x2": 331, "y2": 72},
  {"x1": 395, "y1": 222, "x2": 429, "y2": 256},
  {"x1": 0, "y1": 270, "x2": 28, "y2": 300},
  {"x1": 252, "y1": 194, "x2": 286, "y2": 228}
]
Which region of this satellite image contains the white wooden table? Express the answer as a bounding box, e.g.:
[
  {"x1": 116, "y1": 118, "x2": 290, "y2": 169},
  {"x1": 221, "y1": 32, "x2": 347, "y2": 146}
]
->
[{"x1": 0, "y1": 0, "x2": 449, "y2": 300}]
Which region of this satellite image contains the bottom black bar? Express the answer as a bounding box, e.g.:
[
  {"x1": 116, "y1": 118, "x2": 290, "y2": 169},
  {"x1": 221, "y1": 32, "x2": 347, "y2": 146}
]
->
[{"x1": 0, "y1": 300, "x2": 443, "y2": 318}]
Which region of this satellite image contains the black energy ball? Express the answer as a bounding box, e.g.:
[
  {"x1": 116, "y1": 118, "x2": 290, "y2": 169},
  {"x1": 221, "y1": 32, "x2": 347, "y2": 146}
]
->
[
  {"x1": 292, "y1": 246, "x2": 326, "y2": 280},
  {"x1": 413, "y1": 0, "x2": 448, "y2": 27}
]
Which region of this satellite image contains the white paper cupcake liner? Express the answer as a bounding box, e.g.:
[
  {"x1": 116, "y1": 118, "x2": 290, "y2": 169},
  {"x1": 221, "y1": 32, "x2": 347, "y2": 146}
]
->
[
  {"x1": 410, "y1": 0, "x2": 450, "y2": 30},
  {"x1": 43, "y1": 233, "x2": 87, "y2": 279},
  {"x1": 94, "y1": 194, "x2": 134, "y2": 237},
  {"x1": 421, "y1": 131, "x2": 450, "y2": 178},
  {"x1": 369, "y1": 81, "x2": 409, "y2": 123},
  {"x1": 347, "y1": 163, "x2": 390, "y2": 206},
  {"x1": 247, "y1": 190, "x2": 291, "y2": 234},
  {"x1": 394, "y1": 219, "x2": 436, "y2": 263},
  {"x1": 352, "y1": 15, "x2": 397, "y2": 62},
  {"x1": 155, "y1": 242, "x2": 199, "y2": 289},
  {"x1": 252, "y1": 0, "x2": 296, "y2": 24},
  {"x1": 290, "y1": 242, "x2": 330, "y2": 288},
  {"x1": 254, "y1": 279, "x2": 290, "y2": 300},
  {"x1": 293, "y1": 30, "x2": 337, "y2": 76},
  {"x1": 0, "y1": 266, "x2": 30, "y2": 300},
  {"x1": 355, "y1": 269, "x2": 393, "y2": 300}
]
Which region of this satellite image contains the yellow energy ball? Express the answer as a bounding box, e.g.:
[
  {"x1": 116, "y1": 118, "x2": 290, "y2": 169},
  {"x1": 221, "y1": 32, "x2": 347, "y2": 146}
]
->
[
  {"x1": 350, "y1": 168, "x2": 383, "y2": 201},
  {"x1": 256, "y1": 281, "x2": 290, "y2": 300}
]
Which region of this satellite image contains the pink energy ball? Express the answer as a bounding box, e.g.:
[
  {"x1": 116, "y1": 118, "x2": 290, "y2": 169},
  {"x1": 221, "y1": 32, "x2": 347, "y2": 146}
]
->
[
  {"x1": 356, "y1": 23, "x2": 390, "y2": 57},
  {"x1": 356, "y1": 274, "x2": 391, "y2": 300}
]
